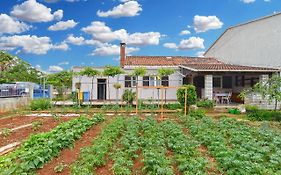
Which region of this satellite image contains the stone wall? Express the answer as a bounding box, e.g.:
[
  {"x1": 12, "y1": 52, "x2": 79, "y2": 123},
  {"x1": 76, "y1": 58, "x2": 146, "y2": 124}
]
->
[
  {"x1": 0, "y1": 97, "x2": 31, "y2": 113},
  {"x1": 245, "y1": 93, "x2": 281, "y2": 110}
]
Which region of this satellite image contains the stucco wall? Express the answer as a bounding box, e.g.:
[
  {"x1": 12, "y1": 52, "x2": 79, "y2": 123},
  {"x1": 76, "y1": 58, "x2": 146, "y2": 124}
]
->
[
  {"x1": 0, "y1": 97, "x2": 31, "y2": 113},
  {"x1": 205, "y1": 13, "x2": 281, "y2": 69}
]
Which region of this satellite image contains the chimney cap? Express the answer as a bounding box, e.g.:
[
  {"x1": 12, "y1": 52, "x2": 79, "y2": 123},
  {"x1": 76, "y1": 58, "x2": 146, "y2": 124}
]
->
[{"x1": 120, "y1": 42, "x2": 126, "y2": 46}]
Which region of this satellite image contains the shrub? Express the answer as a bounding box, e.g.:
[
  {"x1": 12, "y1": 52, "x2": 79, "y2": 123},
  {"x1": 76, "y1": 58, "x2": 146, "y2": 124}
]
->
[
  {"x1": 247, "y1": 109, "x2": 281, "y2": 121},
  {"x1": 189, "y1": 109, "x2": 206, "y2": 119},
  {"x1": 165, "y1": 103, "x2": 182, "y2": 110},
  {"x1": 30, "y1": 98, "x2": 52, "y2": 111},
  {"x1": 122, "y1": 89, "x2": 136, "y2": 105},
  {"x1": 176, "y1": 85, "x2": 197, "y2": 113},
  {"x1": 228, "y1": 108, "x2": 241, "y2": 115},
  {"x1": 197, "y1": 99, "x2": 215, "y2": 108}
]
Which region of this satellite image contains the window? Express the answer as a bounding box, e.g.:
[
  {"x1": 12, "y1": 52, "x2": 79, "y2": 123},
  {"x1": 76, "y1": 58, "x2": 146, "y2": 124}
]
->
[
  {"x1": 222, "y1": 76, "x2": 233, "y2": 88},
  {"x1": 125, "y1": 76, "x2": 136, "y2": 87},
  {"x1": 143, "y1": 76, "x2": 149, "y2": 86},
  {"x1": 161, "y1": 76, "x2": 169, "y2": 86},
  {"x1": 213, "y1": 76, "x2": 222, "y2": 88}
]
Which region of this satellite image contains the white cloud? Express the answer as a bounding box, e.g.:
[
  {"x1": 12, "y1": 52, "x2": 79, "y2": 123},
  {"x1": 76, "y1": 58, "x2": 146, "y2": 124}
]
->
[
  {"x1": 48, "y1": 65, "x2": 63, "y2": 72},
  {"x1": 82, "y1": 21, "x2": 161, "y2": 45},
  {"x1": 163, "y1": 43, "x2": 177, "y2": 49},
  {"x1": 241, "y1": 0, "x2": 255, "y2": 3},
  {"x1": 179, "y1": 30, "x2": 191, "y2": 35},
  {"x1": 0, "y1": 14, "x2": 30, "y2": 35},
  {"x1": 48, "y1": 20, "x2": 78, "y2": 31},
  {"x1": 58, "y1": 61, "x2": 69, "y2": 65},
  {"x1": 125, "y1": 32, "x2": 161, "y2": 45},
  {"x1": 91, "y1": 44, "x2": 139, "y2": 56},
  {"x1": 163, "y1": 37, "x2": 205, "y2": 50},
  {"x1": 97, "y1": 1, "x2": 142, "y2": 18},
  {"x1": 195, "y1": 51, "x2": 205, "y2": 57},
  {"x1": 194, "y1": 15, "x2": 223, "y2": 33},
  {"x1": 11, "y1": 0, "x2": 63, "y2": 22},
  {"x1": 65, "y1": 34, "x2": 104, "y2": 47},
  {"x1": 0, "y1": 35, "x2": 68, "y2": 54}
]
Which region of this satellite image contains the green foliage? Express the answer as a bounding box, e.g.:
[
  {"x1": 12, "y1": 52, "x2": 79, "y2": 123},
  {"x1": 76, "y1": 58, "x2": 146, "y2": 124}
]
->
[
  {"x1": 79, "y1": 67, "x2": 99, "y2": 77},
  {"x1": 0, "y1": 51, "x2": 42, "y2": 83},
  {"x1": 112, "y1": 117, "x2": 141, "y2": 175},
  {"x1": 228, "y1": 108, "x2": 241, "y2": 115},
  {"x1": 32, "y1": 121, "x2": 43, "y2": 131},
  {"x1": 71, "y1": 117, "x2": 126, "y2": 175},
  {"x1": 1, "y1": 128, "x2": 12, "y2": 137},
  {"x1": 189, "y1": 109, "x2": 206, "y2": 119},
  {"x1": 113, "y1": 83, "x2": 122, "y2": 89},
  {"x1": 165, "y1": 103, "x2": 182, "y2": 110},
  {"x1": 122, "y1": 89, "x2": 136, "y2": 105},
  {"x1": 132, "y1": 67, "x2": 147, "y2": 77},
  {"x1": 157, "y1": 68, "x2": 175, "y2": 77},
  {"x1": 47, "y1": 71, "x2": 73, "y2": 98},
  {"x1": 30, "y1": 98, "x2": 52, "y2": 111},
  {"x1": 247, "y1": 109, "x2": 281, "y2": 121},
  {"x1": 197, "y1": 99, "x2": 215, "y2": 108},
  {"x1": 54, "y1": 162, "x2": 67, "y2": 173},
  {"x1": 240, "y1": 74, "x2": 281, "y2": 110},
  {"x1": 176, "y1": 85, "x2": 197, "y2": 108},
  {"x1": 103, "y1": 65, "x2": 124, "y2": 77},
  {"x1": 0, "y1": 115, "x2": 104, "y2": 174}
]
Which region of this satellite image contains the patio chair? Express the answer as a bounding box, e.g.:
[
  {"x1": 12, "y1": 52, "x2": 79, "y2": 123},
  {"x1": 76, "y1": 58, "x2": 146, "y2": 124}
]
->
[
  {"x1": 222, "y1": 92, "x2": 232, "y2": 104},
  {"x1": 213, "y1": 91, "x2": 220, "y2": 103}
]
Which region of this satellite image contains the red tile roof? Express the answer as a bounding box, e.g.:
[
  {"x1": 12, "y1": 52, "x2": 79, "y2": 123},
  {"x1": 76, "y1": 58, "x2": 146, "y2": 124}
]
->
[{"x1": 125, "y1": 56, "x2": 278, "y2": 72}]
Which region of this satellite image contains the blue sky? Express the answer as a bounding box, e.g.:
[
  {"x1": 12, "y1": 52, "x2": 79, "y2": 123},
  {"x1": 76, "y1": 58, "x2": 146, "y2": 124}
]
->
[{"x1": 0, "y1": 0, "x2": 280, "y2": 72}]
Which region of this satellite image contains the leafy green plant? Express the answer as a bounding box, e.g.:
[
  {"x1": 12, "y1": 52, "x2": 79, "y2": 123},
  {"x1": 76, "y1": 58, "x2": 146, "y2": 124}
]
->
[
  {"x1": 0, "y1": 115, "x2": 104, "y2": 174},
  {"x1": 1, "y1": 128, "x2": 12, "y2": 137},
  {"x1": 165, "y1": 103, "x2": 182, "y2": 110},
  {"x1": 122, "y1": 89, "x2": 136, "y2": 105},
  {"x1": 54, "y1": 162, "x2": 67, "y2": 173},
  {"x1": 32, "y1": 121, "x2": 43, "y2": 131},
  {"x1": 197, "y1": 99, "x2": 215, "y2": 108},
  {"x1": 228, "y1": 108, "x2": 241, "y2": 115},
  {"x1": 52, "y1": 113, "x2": 61, "y2": 121},
  {"x1": 30, "y1": 98, "x2": 52, "y2": 111},
  {"x1": 71, "y1": 117, "x2": 126, "y2": 175},
  {"x1": 189, "y1": 109, "x2": 206, "y2": 119},
  {"x1": 176, "y1": 85, "x2": 197, "y2": 113}
]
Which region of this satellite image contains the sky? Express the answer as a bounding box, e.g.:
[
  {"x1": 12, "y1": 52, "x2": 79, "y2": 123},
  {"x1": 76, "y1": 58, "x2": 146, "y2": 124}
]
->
[{"x1": 0, "y1": 0, "x2": 280, "y2": 73}]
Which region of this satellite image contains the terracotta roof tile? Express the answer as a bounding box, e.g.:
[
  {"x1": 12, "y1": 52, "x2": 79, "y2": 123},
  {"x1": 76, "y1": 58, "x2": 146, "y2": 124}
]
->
[{"x1": 124, "y1": 56, "x2": 278, "y2": 72}]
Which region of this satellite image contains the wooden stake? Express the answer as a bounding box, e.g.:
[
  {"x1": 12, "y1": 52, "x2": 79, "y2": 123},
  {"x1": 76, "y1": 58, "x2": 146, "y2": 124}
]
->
[
  {"x1": 184, "y1": 88, "x2": 187, "y2": 116},
  {"x1": 161, "y1": 86, "x2": 164, "y2": 119},
  {"x1": 136, "y1": 85, "x2": 138, "y2": 115}
]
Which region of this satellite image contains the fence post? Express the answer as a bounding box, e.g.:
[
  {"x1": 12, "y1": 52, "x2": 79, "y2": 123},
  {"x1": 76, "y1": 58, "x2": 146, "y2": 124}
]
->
[
  {"x1": 136, "y1": 85, "x2": 138, "y2": 115},
  {"x1": 184, "y1": 88, "x2": 187, "y2": 116}
]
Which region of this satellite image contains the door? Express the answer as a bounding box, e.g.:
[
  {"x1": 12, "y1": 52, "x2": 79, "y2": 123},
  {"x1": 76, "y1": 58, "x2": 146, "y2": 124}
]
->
[
  {"x1": 97, "y1": 79, "x2": 106, "y2": 100},
  {"x1": 193, "y1": 76, "x2": 205, "y2": 99}
]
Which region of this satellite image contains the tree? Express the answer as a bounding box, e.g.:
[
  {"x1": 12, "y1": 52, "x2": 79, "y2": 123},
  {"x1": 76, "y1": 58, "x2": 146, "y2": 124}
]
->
[
  {"x1": 157, "y1": 68, "x2": 175, "y2": 103},
  {"x1": 122, "y1": 89, "x2": 136, "y2": 106},
  {"x1": 47, "y1": 71, "x2": 73, "y2": 100},
  {"x1": 103, "y1": 66, "x2": 124, "y2": 102},
  {"x1": 79, "y1": 67, "x2": 100, "y2": 104},
  {"x1": 176, "y1": 85, "x2": 197, "y2": 114},
  {"x1": 240, "y1": 74, "x2": 281, "y2": 111}
]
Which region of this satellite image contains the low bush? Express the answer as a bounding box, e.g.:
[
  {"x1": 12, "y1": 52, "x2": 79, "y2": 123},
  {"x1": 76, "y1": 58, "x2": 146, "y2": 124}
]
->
[
  {"x1": 30, "y1": 98, "x2": 52, "y2": 111},
  {"x1": 247, "y1": 109, "x2": 281, "y2": 121},
  {"x1": 189, "y1": 109, "x2": 206, "y2": 119},
  {"x1": 165, "y1": 103, "x2": 182, "y2": 110},
  {"x1": 197, "y1": 99, "x2": 215, "y2": 108},
  {"x1": 228, "y1": 108, "x2": 241, "y2": 115}
]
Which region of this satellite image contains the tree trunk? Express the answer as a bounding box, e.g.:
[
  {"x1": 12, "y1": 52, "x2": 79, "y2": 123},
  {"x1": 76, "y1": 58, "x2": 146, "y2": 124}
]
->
[
  {"x1": 91, "y1": 77, "x2": 94, "y2": 106},
  {"x1": 108, "y1": 76, "x2": 110, "y2": 103}
]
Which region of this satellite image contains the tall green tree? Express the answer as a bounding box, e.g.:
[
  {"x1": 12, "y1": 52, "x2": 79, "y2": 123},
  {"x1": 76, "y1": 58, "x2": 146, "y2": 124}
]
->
[
  {"x1": 80, "y1": 67, "x2": 100, "y2": 103},
  {"x1": 47, "y1": 71, "x2": 73, "y2": 99},
  {"x1": 103, "y1": 66, "x2": 124, "y2": 102},
  {"x1": 132, "y1": 67, "x2": 147, "y2": 86},
  {"x1": 240, "y1": 74, "x2": 281, "y2": 111}
]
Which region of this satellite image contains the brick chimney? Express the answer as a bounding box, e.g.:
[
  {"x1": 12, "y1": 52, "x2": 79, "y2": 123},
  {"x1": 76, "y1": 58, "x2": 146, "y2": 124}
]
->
[{"x1": 120, "y1": 43, "x2": 126, "y2": 68}]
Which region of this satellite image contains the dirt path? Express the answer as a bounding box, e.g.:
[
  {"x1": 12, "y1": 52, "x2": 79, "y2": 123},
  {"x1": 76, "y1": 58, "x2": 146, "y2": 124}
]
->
[
  {"x1": 0, "y1": 117, "x2": 70, "y2": 147},
  {"x1": 198, "y1": 145, "x2": 222, "y2": 175},
  {"x1": 167, "y1": 150, "x2": 181, "y2": 175},
  {"x1": 95, "y1": 158, "x2": 114, "y2": 175},
  {"x1": 37, "y1": 120, "x2": 107, "y2": 175},
  {"x1": 132, "y1": 150, "x2": 144, "y2": 175}
]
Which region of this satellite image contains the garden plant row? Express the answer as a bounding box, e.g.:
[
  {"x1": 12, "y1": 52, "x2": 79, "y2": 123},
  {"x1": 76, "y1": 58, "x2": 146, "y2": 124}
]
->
[
  {"x1": 0, "y1": 115, "x2": 105, "y2": 175},
  {"x1": 181, "y1": 115, "x2": 281, "y2": 175}
]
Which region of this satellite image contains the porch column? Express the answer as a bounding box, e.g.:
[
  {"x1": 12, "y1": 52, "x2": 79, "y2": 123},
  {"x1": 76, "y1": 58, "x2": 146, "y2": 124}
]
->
[
  {"x1": 259, "y1": 74, "x2": 269, "y2": 85},
  {"x1": 204, "y1": 75, "x2": 213, "y2": 100}
]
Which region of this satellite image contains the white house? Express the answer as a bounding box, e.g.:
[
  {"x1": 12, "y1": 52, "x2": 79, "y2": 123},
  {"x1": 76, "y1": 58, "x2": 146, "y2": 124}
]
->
[
  {"x1": 205, "y1": 12, "x2": 281, "y2": 69},
  {"x1": 72, "y1": 43, "x2": 278, "y2": 105}
]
